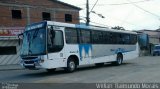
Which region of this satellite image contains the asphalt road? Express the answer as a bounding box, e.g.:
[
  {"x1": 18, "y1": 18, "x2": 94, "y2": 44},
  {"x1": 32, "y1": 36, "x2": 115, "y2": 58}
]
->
[{"x1": 0, "y1": 56, "x2": 160, "y2": 83}]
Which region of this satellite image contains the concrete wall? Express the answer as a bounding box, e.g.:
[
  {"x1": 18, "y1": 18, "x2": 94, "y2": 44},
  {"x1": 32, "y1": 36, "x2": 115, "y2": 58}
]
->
[{"x1": 0, "y1": 40, "x2": 20, "y2": 65}]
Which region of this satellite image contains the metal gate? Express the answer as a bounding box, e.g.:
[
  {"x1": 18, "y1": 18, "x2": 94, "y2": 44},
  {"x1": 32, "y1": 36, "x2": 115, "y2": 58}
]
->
[{"x1": 0, "y1": 40, "x2": 20, "y2": 65}]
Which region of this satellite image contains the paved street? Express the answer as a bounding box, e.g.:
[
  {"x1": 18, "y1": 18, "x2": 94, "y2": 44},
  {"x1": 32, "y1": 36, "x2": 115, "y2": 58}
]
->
[{"x1": 0, "y1": 56, "x2": 160, "y2": 83}]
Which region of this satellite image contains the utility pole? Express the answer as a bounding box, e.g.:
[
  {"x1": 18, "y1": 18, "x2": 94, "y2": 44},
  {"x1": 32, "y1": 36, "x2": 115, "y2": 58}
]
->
[{"x1": 86, "y1": 0, "x2": 90, "y2": 26}]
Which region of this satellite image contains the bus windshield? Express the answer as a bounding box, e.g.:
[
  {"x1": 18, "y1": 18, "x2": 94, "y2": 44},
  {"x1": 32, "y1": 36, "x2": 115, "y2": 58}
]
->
[{"x1": 20, "y1": 27, "x2": 46, "y2": 56}]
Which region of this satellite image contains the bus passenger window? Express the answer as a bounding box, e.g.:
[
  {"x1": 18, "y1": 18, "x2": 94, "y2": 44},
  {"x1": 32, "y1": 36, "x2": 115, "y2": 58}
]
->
[
  {"x1": 65, "y1": 28, "x2": 78, "y2": 44},
  {"x1": 80, "y1": 30, "x2": 91, "y2": 44}
]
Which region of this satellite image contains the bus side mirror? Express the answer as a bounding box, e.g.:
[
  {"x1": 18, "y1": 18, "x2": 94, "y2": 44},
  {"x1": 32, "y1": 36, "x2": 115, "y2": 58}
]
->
[{"x1": 18, "y1": 33, "x2": 23, "y2": 45}]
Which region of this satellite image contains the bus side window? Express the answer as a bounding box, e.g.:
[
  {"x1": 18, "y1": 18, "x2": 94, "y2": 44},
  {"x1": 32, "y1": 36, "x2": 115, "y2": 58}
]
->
[
  {"x1": 65, "y1": 28, "x2": 78, "y2": 44},
  {"x1": 92, "y1": 30, "x2": 98, "y2": 44},
  {"x1": 109, "y1": 33, "x2": 113, "y2": 44},
  {"x1": 131, "y1": 35, "x2": 137, "y2": 44},
  {"x1": 112, "y1": 33, "x2": 118, "y2": 44},
  {"x1": 103, "y1": 32, "x2": 109, "y2": 44},
  {"x1": 80, "y1": 30, "x2": 91, "y2": 44},
  {"x1": 118, "y1": 33, "x2": 123, "y2": 44}
]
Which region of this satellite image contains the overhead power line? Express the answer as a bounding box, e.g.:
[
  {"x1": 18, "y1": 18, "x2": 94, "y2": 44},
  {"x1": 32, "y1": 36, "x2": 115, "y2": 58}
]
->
[
  {"x1": 99, "y1": 0, "x2": 152, "y2": 6},
  {"x1": 90, "y1": 0, "x2": 99, "y2": 12},
  {"x1": 127, "y1": 0, "x2": 160, "y2": 18},
  {"x1": 78, "y1": 0, "x2": 153, "y2": 6}
]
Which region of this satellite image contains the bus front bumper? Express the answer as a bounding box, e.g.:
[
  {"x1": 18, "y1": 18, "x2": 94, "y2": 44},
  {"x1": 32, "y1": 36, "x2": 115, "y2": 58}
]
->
[{"x1": 21, "y1": 60, "x2": 42, "y2": 70}]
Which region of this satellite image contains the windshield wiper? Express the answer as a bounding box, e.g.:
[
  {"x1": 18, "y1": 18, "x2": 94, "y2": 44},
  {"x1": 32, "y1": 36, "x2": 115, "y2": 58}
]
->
[
  {"x1": 26, "y1": 32, "x2": 32, "y2": 55},
  {"x1": 28, "y1": 49, "x2": 32, "y2": 55}
]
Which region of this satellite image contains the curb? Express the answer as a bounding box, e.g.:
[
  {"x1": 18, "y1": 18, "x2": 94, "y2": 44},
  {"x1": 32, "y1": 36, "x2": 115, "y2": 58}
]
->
[{"x1": 0, "y1": 65, "x2": 24, "y2": 71}]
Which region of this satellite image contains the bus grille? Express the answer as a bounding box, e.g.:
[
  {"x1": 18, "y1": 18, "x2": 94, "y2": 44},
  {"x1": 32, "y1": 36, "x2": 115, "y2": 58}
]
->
[{"x1": 24, "y1": 61, "x2": 34, "y2": 64}]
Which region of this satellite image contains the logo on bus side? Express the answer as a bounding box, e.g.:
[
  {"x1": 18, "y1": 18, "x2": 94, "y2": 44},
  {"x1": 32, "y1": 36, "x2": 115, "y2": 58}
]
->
[{"x1": 79, "y1": 44, "x2": 92, "y2": 60}]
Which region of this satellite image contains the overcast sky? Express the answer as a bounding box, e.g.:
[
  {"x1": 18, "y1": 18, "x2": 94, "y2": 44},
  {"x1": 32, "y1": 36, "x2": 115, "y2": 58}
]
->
[{"x1": 59, "y1": 0, "x2": 160, "y2": 30}]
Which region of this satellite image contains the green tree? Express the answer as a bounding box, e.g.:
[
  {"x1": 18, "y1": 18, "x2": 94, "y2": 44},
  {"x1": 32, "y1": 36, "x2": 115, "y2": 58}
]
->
[{"x1": 111, "y1": 26, "x2": 125, "y2": 30}]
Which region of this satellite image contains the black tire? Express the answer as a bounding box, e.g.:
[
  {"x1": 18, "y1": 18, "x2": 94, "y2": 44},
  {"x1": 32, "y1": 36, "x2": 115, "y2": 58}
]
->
[
  {"x1": 95, "y1": 63, "x2": 104, "y2": 67},
  {"x1": 112, "y1": 54, "x2": 123, "y2": 66},
  {"x1": 153, "y1": 54, "x2": 155, "y2": 56},
  {"x1": 154, "y1": 53, "x2": 158, "y2": 56},
  {"x1": 65, "y1": 58, "x2": 77, "y2": 73},
  {"x1": 156, "y1": 53, "x2": 160, "y2": 56},
  {"x1": 46, "y1": 68, "x2": 56, "y2": 73}
]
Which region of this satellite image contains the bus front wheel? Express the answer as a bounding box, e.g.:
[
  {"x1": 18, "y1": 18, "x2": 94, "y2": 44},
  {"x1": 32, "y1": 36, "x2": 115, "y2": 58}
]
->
[{"x1": 65, "y1": 59, "x2": 77, "y2": 73}]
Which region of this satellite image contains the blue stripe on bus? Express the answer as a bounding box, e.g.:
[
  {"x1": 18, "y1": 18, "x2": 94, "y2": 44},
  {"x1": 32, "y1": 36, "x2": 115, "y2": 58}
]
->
[
  {"x1": 75, "y1": 24, "x2": 90, "y2": 29},
  {"x1": 114, "y1": 48, "x2": 135, "y2": 54},
  {"x1": 79, "y1": 44, "x2": 92, "y2": 61}
]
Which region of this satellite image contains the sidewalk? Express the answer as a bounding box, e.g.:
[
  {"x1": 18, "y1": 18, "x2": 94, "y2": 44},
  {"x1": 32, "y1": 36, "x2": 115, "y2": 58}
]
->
[{"x1": 0, "y1": 64, "x2": 23, "y2": 71}]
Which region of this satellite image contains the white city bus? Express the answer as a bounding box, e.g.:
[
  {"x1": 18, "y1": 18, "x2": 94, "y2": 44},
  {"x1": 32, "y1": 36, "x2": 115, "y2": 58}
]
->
[{"x1": 20, "y1": 21, "x2": 139, "y2": 72}]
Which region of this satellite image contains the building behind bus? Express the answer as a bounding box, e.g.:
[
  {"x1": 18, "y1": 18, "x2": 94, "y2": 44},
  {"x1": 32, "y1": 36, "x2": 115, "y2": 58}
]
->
[{"x1": 0, "y1": 0, "x2": 81, "y2": 65}]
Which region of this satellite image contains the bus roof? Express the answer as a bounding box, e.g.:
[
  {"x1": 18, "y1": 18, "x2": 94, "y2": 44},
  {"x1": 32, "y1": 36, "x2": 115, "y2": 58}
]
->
[
  {"x1": 47, "y1": 21, "x2": 137, "y2": 35},
  {"x1": 34, "y1": 21, "x2": 137, "y2": 35}
]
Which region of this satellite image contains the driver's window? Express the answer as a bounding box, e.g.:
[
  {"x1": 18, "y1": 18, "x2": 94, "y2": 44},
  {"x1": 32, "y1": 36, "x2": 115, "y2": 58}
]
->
[
  {"x1": 47, "y1": 26, "x2": 64, "y2": 53},
  {"x1": 54, "y1": 31, "x2": 63, "y2": 46}
]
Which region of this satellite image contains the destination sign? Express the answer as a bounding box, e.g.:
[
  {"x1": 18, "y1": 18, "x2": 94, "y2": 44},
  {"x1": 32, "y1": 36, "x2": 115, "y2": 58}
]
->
[{"x1": 25, "y1": 22, "x2": 47, "y2": 31}]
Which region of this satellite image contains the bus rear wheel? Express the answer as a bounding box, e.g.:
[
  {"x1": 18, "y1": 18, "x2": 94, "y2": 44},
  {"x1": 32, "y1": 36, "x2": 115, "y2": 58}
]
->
[
  {"x1": 116, "y1": 54, "x2": 123, "y2": 65},
  {"x1": 112, "y1": 54, "x2": 123, "y2": 66},
  {"x1": 65, "y1": 59, "x2": 77, "y2": 73}
]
